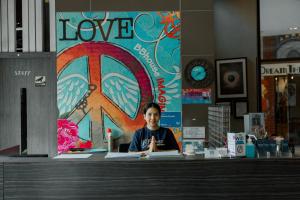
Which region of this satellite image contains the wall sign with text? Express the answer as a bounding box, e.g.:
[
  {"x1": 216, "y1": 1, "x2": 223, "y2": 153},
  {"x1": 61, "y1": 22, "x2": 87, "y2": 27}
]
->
[{"x1": 261, "y1": 62, "x2": 300, "y2": 76}]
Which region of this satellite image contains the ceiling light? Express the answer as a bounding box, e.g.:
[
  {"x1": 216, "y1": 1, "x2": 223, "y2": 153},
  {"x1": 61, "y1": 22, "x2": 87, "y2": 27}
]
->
[{"x1": 289, "y1": 26, "x2": 299, "y2": 31}]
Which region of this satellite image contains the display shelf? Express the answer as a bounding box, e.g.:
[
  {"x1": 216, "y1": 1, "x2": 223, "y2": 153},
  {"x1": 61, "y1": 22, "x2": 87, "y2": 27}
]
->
[{"x1": 208, "y1": 105, "x2": 230, "y2": 147}]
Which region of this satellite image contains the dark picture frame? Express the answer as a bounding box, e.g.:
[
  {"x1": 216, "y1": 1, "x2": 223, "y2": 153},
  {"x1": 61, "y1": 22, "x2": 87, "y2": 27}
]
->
[
  {"x1": 216, "y1": 58, "x2": 247, "y2": 99},
  {"x1": 234, "y1": 100, "x2": 248, "y2": 118}
]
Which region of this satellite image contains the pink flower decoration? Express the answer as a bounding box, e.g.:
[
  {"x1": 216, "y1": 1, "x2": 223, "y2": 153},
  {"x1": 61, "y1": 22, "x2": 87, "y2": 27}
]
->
[{"x1": 57, "y1": 119, "x2": 79, "y2": 154}]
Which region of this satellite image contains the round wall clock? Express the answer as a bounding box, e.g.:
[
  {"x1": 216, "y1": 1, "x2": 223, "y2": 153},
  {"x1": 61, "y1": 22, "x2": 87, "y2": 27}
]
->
[{"x1": 184, "y1": 59, "x2": 214, "y2": 88}]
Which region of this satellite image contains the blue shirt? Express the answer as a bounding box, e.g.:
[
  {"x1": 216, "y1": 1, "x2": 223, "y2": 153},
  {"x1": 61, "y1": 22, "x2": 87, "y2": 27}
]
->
[{"x1": 129, "y1": 127, "x2": 179, "y2": 152}]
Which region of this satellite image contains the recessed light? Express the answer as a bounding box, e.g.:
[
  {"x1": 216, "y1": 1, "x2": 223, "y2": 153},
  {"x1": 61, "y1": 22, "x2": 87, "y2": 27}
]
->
[
  {"x1": 289, "y1": 26, "x2": 299, "y2": 31},
  {"x1": 192, "y1": 118, "x2": 196, "y2": 121}
]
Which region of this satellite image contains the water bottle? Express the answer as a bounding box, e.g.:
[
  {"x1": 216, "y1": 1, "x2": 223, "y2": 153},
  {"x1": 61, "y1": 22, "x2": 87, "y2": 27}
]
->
[
  {"x1": 107, "y1": 128, "x2": 112, "y2": 152},
  {"x1": 246, "y1": 137, "x2": 255, "y2": 158}
]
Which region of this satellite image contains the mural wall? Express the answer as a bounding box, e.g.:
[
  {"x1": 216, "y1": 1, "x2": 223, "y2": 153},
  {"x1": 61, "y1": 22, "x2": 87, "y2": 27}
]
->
[{"x1": 56, "y1": 11, "x2": 181, "y2": 153}]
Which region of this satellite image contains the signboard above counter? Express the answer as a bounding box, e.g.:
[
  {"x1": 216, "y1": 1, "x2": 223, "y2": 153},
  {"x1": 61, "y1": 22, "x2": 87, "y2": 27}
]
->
[{"x1": 261, "y1": 62, "x2": 300, "y2": 76}]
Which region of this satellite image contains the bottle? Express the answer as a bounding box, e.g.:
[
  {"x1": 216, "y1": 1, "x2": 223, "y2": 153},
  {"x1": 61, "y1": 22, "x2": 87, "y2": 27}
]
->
[
  {"x1": 107, "y1": 128, "x2": 112, "y2": 152},
  {"x1": 246, "y1": 136, "x2": 256, "y2": 158}
]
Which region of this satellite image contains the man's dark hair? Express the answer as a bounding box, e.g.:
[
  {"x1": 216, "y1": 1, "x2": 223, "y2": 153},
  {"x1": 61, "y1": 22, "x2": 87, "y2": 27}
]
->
[{"x1": 143, "y1": 102, "x2": 161, "y2": 116}]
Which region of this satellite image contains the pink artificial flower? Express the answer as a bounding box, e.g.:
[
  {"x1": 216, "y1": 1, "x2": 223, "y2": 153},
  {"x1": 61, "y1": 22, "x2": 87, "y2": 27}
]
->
[{"x1": 57, "y1": 119, "x2": 79, "y2": 154}]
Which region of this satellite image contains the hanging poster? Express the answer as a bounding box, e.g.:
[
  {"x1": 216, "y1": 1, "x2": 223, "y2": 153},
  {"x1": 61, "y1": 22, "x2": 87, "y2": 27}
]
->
[{"x1": 56, "y1": 11, "x2": 181, "y2": 153}]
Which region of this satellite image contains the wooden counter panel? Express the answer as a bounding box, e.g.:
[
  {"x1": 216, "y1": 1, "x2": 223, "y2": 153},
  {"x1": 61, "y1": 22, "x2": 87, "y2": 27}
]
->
[{"x1": 3, "y1": 159, "x2": 300, "y2": 200}]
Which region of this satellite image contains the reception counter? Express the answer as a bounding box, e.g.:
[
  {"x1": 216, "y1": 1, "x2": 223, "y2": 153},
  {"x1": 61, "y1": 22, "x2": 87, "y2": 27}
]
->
[
  {"x1": 1, "y1": 154, "x2": 300, "y2": 200},
  {"x1": 0, "y1": 163, "x2": 2, "y2": 200}
]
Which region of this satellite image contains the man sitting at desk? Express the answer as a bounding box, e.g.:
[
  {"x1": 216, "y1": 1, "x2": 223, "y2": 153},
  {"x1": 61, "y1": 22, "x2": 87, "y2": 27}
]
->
[{"x1": 128, "y1": 102, "x2": 179, "y2": 153}]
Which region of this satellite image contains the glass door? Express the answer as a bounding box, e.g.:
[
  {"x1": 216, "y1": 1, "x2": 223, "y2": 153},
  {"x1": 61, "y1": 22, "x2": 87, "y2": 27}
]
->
[
  {"x1": 288, "y1": 75, "x2": 300, "y2": 144},
  {"x1": 261, "y1": 63, "x2": 300, "y2": 145}
]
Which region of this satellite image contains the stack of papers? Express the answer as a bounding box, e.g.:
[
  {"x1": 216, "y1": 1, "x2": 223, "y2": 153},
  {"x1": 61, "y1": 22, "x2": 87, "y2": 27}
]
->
[
  {"x1": 53, "y1": 154, "x2": 93, "y2": 159},
  {"x1": 104, "y1": 151, "x2": 182, "y2": 159},
  {"x1": 148, "y1": 150, "x2": 181, "y2": 158},
  {"x1": 105, "y1": 152, "x2": 141, "y2": 159}
]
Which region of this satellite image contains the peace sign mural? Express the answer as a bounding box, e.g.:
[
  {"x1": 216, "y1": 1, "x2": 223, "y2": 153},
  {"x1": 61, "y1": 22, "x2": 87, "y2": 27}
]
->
[{"x1": 56, "y1": 12, "x2": 182, "y2": 152}]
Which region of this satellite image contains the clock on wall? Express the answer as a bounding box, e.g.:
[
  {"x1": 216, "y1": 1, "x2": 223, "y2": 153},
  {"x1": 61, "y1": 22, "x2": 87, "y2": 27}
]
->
[{"x1": 184, "y1": 59, "x2": 214, "y2": 88}]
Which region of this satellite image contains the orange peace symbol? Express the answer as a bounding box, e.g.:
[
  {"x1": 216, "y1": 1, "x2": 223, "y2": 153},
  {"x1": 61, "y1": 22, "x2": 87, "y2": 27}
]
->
[{"x1": 57, "y1": 42, "x2": 153, "y2": 133}]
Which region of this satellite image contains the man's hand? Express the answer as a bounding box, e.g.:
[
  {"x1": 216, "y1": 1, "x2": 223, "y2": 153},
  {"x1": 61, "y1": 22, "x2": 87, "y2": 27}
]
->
[{"x1": 148, "y1": 136, "x2": 158, "y2": 152}]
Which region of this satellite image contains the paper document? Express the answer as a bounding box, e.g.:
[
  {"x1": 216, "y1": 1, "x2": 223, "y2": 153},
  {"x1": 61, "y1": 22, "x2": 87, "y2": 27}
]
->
[
  {"x1": 105, "y1": 151, "x2": 182, "y2": 159},
  {"x1": 105, "y1": 152, "x2": 141, "y2": 159},
  {"x1": 53, "y1": 154, "x2": 93, "y2": 159},
  {"x1": 148, "y1": 150, "x2": 181, "y2": 157}
]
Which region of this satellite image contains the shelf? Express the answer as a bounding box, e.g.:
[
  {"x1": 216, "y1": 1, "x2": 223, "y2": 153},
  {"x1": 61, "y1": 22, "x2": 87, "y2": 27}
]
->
[{"x1": 208, "y1": 105, "x2": 230, "y2": 148}]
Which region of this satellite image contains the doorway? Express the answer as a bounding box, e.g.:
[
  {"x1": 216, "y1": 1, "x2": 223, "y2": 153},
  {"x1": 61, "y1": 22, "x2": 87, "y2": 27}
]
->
[{"x1": 0, "y1": 53, "x2": 57, "y2": 156}]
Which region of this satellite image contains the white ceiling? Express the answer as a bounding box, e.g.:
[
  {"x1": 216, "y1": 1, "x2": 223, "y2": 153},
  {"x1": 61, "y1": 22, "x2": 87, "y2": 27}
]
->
[{"x1": 260, "y1": 0, "x2": 300, "y2": 36}]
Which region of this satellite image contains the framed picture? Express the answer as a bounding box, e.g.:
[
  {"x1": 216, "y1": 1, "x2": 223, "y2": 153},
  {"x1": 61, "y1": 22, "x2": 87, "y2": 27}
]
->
[
  {"x1": 234, "y1": 100, "x2": 248, "y2": 118},
  {"x1": 216, "y1": 57, "x2": 247, "y2": 99}
]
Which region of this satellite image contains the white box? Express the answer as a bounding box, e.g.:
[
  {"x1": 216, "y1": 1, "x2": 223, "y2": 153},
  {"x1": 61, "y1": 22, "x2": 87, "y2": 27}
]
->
[{"x1": 227, "y1": 132, "x2": 245, "y2": 157}]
